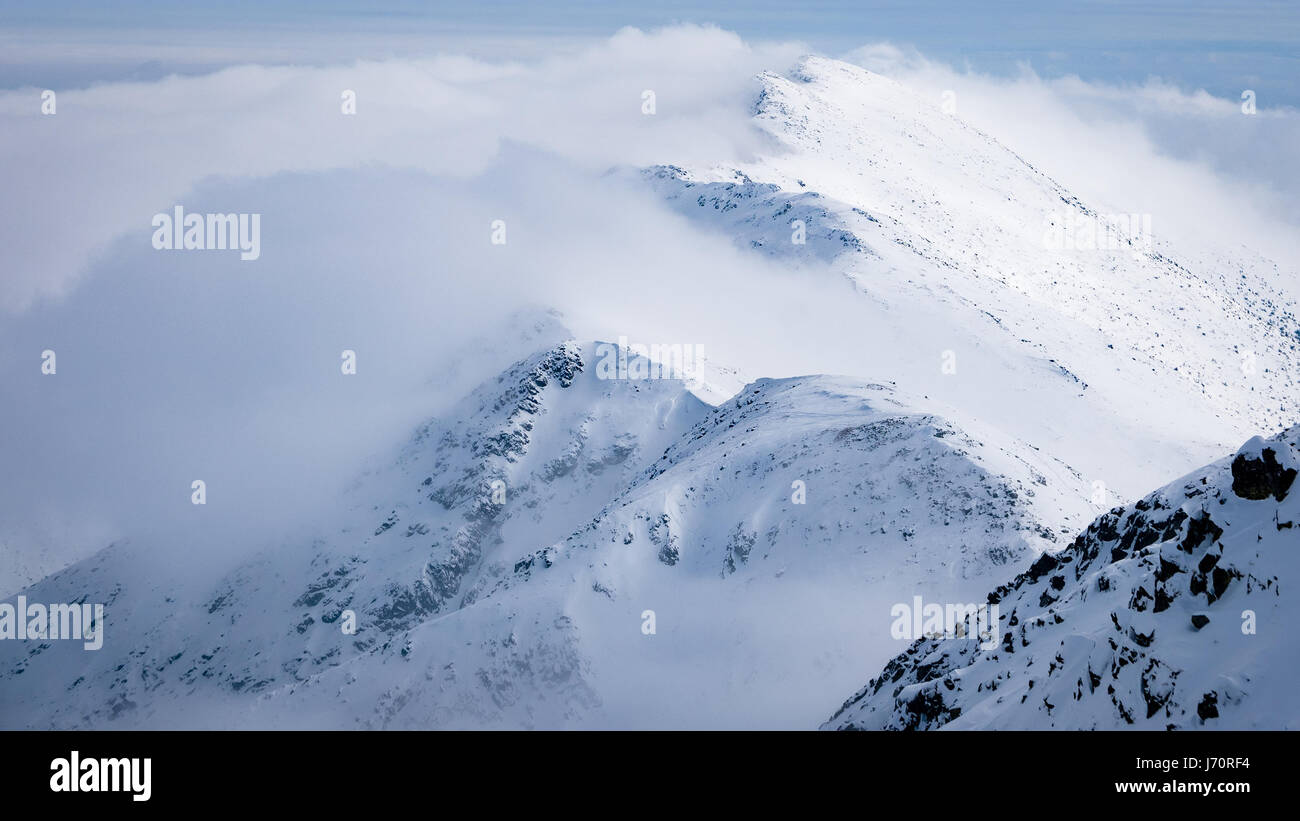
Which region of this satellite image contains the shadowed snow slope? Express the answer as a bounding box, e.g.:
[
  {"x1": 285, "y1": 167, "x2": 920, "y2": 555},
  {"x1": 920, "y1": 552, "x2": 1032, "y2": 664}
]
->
[{"x1": 824, "y1": 427, "x2": 1300, "y2": 730}]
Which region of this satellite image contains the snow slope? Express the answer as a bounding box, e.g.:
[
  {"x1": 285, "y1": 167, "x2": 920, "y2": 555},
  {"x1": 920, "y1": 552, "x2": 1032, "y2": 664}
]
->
[
  {"x1": 643, "y1": 56, "x2": 1300, "y2": 509},
  {"x1": 0, "y1": 320, "x2": 1088, "y2": 728},
  {"x1": 824, "y1": 427, "x2": 1300, "y2": 730}
]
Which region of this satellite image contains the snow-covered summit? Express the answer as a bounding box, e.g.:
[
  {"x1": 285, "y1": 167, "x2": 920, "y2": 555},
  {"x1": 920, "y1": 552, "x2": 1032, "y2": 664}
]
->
[
  {"x1": 646, "y1": 56, "x2": 1299, "y2": 505},
  {"x1": 0, "y1": 325, "x2": 1084, "y2": 728}
]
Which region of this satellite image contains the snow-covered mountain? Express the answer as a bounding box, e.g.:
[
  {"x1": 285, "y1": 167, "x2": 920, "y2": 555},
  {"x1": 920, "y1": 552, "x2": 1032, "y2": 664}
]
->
[
  {"x1": 643, "y1": 57, "x2": 1299, "y2": 503},
  {"x1": 0, "y1": 317, "x2": 1086, "y2": 728},
  {"x1": 824, "y1": 426, "x2": 1299, "y2": 730},
  {"x1": 2, "y1": 56, "x2": 1296, "y2": 730}
]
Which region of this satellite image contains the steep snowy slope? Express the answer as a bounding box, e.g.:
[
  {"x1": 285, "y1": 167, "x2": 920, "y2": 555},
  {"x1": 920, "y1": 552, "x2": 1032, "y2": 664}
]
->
[
  {"x1": 0, "y1": 326, "x2": 694, "y2": 725},
  {"x1": 824, "y1": 427, "x2": 1300, "y2": 730},
  {"x1": 642, "y1": 56, "x2": 1300, "y2": 509},
  {"x1": 0, "y1": 323, "x2": 1087, "y2": 729}
]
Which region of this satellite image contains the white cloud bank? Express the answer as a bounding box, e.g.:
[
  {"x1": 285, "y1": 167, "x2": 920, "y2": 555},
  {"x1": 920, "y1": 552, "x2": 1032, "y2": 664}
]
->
[
  {"x1": 1, "y1": 25, "x2": 1296, "y2": 590},
  {"x1": 0, "y1": 25, "x2": 804, "y2": 312}
]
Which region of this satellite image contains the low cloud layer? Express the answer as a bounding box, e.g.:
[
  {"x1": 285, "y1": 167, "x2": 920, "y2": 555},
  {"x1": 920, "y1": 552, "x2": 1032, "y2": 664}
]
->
[
  {"x1": 2, "y1": 25, "x2": 1297, "y2": 591},
  {"x1": 0, "y1": 25, "x2": 804, "y2": 312}
]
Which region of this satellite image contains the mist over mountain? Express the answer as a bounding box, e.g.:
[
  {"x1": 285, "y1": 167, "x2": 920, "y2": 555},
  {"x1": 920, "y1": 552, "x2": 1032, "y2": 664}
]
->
[{"x1": 1, "y1": 31, "x2": 1296, "y2": 730}]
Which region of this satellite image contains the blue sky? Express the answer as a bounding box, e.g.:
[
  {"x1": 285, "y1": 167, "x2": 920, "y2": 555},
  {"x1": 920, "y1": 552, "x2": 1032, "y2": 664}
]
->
[{"x1": 2, "y1": 1, "x2": 1298, "y2": 105}]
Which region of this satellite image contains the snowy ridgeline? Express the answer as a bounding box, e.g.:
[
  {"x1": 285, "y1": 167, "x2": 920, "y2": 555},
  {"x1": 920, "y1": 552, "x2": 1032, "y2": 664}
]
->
[
  {"x1": 2, "y1": 56, "x2": 1298, "y2": 730},
  {"x1": 0, "y1": 332, "x2": 1075, "y2": 729},
  {"x1": 2, "y1": 330, "x2": 1296, "y2": 729}
]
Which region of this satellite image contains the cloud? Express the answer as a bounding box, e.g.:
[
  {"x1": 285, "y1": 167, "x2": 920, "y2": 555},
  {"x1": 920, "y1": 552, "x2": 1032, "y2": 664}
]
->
[
  {"x1": 0, "y1": 92, "x2": 836, "y2": 592},
  {"x1": 842, "y1": 41, "x2": 1300, "y2": 267},
  {"x1": 0, "y1": 24, "x2": 804, "y2": 312},
  {"x1": 2, "y1": 25, "x2": 1297, "y2": 593}
]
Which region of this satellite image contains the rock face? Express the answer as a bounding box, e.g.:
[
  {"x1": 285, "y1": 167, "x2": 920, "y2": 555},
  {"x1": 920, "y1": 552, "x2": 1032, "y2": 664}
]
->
[
  {"x1": 824, "y1": 427, "x2": 1300, "y2": 730},
  {"x1": 1231, "y1": 442, "x2": 1298, "y2": 502}
]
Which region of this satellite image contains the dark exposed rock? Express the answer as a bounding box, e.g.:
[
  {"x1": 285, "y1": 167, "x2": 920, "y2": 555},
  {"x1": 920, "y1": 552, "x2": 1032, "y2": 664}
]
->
[
  {"x1": 1197, "y1": 691, "x2": 1219, "y2": 721},
  {"x1": 1231, "y1": 448, "x2": 1297, "y2": 501},
  {"x1": 1179, "y1": 511, "x2": 1223, "y2": 554}
]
